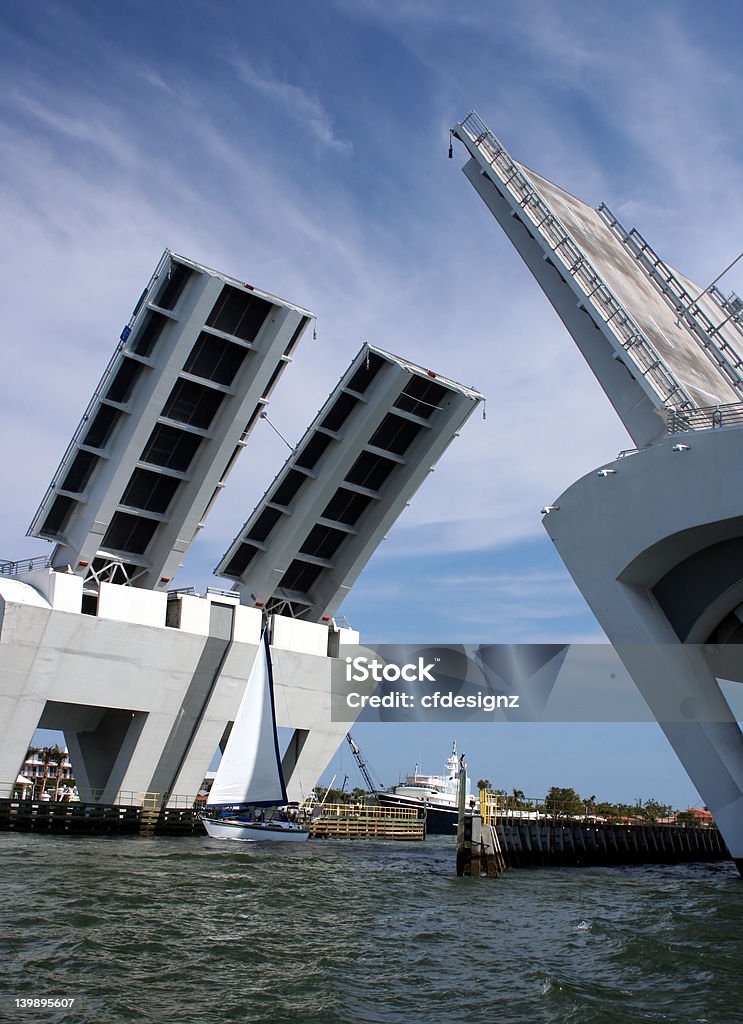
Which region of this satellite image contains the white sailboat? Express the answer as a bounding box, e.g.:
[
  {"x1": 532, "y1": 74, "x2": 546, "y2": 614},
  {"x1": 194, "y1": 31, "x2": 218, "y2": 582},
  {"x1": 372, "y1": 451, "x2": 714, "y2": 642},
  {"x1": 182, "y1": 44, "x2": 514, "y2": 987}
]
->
[{"x1": 201, "y1": 630, "x2": 309, "y2": 842}]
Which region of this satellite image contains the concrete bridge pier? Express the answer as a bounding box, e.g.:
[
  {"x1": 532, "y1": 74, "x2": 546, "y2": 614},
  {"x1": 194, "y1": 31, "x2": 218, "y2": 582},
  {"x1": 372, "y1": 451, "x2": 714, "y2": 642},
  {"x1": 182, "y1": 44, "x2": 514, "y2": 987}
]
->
[
  {"x1": 545, "y1": 426, "x2": 743, "y2": 874},
  {"x1": 0, "y1": 573, "x2": 360, "y2": 808},
  {"x1": 38, "y1": 702, "x2": 148, "y2": 803},
  {"x1": 616, "y1": 643, "x2": 743, "y2": 873}
]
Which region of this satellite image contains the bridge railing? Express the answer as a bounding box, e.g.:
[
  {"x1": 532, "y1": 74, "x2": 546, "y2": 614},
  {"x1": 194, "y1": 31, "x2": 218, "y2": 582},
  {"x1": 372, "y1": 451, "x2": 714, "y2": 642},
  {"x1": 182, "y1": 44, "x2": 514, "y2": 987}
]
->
[
  {"x1": 455, "y1": 111, "x2": 694, "y2": 413},
  {"x1": 667, "y1": 401, "x2": 743, "y2": 433},
  {"x1": 1, "y1": 782, "x2": 204, "y2": 809},
  {"x1": 311, "y1": 801, "x2": 423, "y2": 820},
  {"x1": 599, "y1": 204, "x2": 743, "y2": 396},
  {"x1": 0, "y1": 555, "x2": 52, "y2": 577}
]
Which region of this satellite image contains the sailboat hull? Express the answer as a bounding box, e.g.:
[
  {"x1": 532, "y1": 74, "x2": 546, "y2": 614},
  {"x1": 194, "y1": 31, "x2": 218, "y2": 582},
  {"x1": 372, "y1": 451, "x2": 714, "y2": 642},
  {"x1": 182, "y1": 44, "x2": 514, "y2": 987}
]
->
[{"x1": 202, "y1": 816, "x2": 310, "y2": 842}]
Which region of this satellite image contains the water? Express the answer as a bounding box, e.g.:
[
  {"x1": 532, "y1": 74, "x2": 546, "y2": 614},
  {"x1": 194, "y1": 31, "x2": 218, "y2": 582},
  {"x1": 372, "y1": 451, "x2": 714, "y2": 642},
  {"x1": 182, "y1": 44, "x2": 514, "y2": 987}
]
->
[{"x1": 0, "y1": 833, "x2": 741, "y2": 1024}]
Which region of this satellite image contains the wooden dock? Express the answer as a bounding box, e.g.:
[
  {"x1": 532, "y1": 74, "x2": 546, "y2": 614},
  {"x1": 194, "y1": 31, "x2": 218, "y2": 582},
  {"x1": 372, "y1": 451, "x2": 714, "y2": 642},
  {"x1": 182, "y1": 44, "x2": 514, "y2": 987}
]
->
[
  {"x1": 0, "y1": 797, "x2": 204, "y2": 837},
  {"x1": 0, "y1": 797, "x2": 426, "y2": 841},
  {"x1": 476, "y1": 791, "x2": 730, "y2": 868},
  {"x1": 457, "y1": 781, "x2": 732, "y2": 876},
  {"x1": 309, "y1": 802, "x2": 425, "y2": 841},
  {"x1": 488, "y1": 816, "x2": 729, "y2": 866}
]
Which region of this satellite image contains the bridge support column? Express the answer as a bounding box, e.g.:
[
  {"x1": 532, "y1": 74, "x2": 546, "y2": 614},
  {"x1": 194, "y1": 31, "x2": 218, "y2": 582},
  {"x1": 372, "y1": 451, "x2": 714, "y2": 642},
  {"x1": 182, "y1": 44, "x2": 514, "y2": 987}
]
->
[
  {"x1": 616, "y1": 636, "x2": 743, "y2": 872},
  {"x1": 545, "y1": 429, "x2": 743, "y2": 874}
]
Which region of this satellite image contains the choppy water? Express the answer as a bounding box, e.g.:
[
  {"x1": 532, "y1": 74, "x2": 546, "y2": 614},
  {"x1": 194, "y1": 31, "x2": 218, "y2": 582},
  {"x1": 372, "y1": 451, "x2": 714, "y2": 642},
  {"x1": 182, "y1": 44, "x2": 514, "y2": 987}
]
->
[{"x1": 0, "y1": 833, "x2": 740, "y2": 1024}]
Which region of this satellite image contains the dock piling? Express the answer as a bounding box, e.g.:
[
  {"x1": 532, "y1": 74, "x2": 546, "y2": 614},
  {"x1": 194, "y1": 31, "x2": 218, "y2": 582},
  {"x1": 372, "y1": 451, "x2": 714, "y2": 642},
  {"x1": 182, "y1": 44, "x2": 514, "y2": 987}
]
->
[{"x1": 456, "y1": 768, "x2": 508, "y2": 876}]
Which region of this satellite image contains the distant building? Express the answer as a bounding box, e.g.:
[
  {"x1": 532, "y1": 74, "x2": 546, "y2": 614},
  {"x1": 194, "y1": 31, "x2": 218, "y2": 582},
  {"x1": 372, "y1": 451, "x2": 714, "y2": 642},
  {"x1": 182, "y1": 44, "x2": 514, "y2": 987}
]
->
[
  {"x1": 18, "y1": 749, "x2": 76, "y2": 800},
  {"x1": 684, "y1": 807, "x2": 715, "y2": 826}
]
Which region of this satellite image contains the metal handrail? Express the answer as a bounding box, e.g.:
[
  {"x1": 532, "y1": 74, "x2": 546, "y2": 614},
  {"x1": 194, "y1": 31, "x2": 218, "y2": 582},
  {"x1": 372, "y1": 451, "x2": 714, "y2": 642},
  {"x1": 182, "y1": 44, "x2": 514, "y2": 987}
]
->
[
  {"x1": 312, "y1": 801, "x2": 422, "y2": 819},
  {"x1": 708, "y1": 284, "x2": 743, "y2": 336},
  {"x1": 0, "y1": 555, "x2": 52, "y2": 577},
  {"x1": 667, "y1": 401, "x2": 743, "y2": 433},
  {"x1": 454, "y1": 112, "x2": 695, "y2": 413},
  {"x1": 598, "y1": 205, "x2": 743, "y2": 396},
  {"x1": 0, "y1": 781, "x2": 203, "y2": 807},
  {"x1": 205, "y1": 586, "x2": 239, "y2": 600}
]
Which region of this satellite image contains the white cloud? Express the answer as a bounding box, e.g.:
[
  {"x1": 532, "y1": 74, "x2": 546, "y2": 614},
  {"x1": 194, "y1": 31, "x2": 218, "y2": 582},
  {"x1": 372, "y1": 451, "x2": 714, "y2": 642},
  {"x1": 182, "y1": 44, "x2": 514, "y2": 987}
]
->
[
  {"x1": 135, "y1": 66, "x2": 177, "y2": 96},
  {"x1": 1, "y1": 4, "x2": 741, "y2": 608},
  {"x1": 231, "y1": 58, "x2": 352, "y2": 154},
  {"x1": 10, "y1": 90, "x2": 140, "y2": 166}
]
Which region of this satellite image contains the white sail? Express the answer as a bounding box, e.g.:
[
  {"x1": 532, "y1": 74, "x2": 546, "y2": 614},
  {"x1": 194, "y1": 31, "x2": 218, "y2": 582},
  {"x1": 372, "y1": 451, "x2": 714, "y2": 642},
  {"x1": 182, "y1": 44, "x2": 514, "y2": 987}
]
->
[{"x1": 206, "y1": 631, "x2": 287, "y2": 807}]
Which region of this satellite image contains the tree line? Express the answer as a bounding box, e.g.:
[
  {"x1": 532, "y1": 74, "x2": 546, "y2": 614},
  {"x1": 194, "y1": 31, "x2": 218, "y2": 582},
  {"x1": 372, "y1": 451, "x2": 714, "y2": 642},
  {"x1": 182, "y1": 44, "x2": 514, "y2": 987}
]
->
[
  {"x1": 311, "y1": 780, "x2": 703, "y2": 822},
  {"x1": 477, "y1": 781, "x2": 701, "y2": 823}
]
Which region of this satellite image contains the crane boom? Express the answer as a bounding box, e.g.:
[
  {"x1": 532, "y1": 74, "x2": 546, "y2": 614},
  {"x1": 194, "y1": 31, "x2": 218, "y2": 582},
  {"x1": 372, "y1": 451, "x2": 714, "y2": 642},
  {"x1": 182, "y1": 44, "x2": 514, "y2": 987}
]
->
[{"x1": 346, "y1": 734, "x2": 381, "y2": 801}]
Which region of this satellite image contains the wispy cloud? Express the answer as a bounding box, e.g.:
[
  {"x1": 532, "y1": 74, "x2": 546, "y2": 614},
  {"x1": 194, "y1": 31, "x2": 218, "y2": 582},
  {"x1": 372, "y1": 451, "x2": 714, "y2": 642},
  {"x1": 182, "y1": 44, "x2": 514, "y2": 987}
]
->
[
  {"x1": 231, "y1": 58, "x2": 352, "y2": 154},
  {"x1": 10, "y1": 89, "x2": 140, "y2": 166},
  {"x1": 342, "y1": 556, "x2": 604, "y2": 644},
  {"x1": 1, "y1": 3, "x2": 731, "y2": 797},
  {"x1": 135, "y1": 66, "x2": 177, "y2": 96},
  {"x1": 2, "y1": 3, "x2": 742, "y2": 634}
]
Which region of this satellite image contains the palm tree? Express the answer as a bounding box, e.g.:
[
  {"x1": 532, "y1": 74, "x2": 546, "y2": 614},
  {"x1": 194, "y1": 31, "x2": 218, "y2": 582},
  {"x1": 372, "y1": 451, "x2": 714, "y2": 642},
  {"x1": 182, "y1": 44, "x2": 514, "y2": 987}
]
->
[
  {"x1": 52, "y1": 746, "x2": 67, "y2": 801},
  {"x1": 38, "y1": 747, "x2": 53, "y2": 799}
]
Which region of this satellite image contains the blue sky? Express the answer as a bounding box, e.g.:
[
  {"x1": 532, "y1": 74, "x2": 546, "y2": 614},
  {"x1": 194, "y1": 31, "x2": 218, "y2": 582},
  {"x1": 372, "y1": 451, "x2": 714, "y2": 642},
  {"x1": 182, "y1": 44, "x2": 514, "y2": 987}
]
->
[{"x1": 4, "y1": 1, "x2": 743, "y2": 807}]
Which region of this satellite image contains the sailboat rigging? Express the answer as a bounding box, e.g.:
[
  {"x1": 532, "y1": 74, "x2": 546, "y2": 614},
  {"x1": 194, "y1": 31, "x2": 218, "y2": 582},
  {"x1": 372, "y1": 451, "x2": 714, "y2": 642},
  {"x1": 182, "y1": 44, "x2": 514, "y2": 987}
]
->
[{"x1": 201, "y1": 628, "x2": 309, "y2": 842}]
